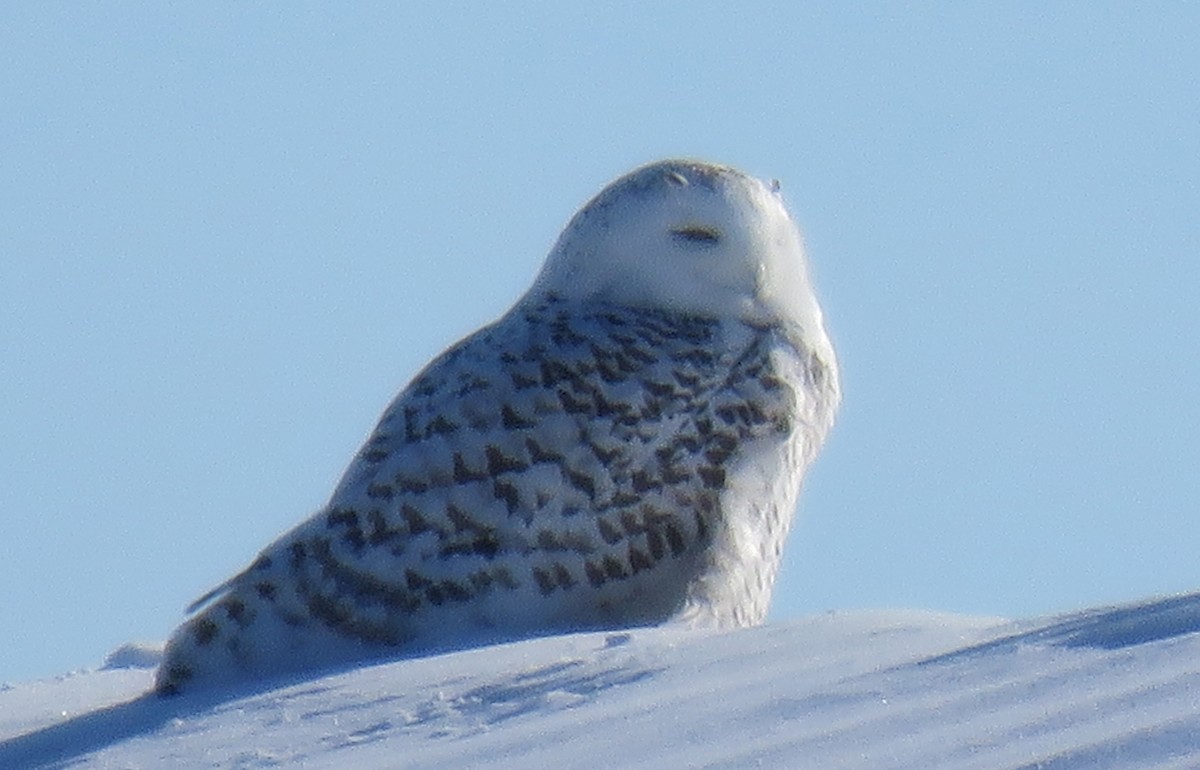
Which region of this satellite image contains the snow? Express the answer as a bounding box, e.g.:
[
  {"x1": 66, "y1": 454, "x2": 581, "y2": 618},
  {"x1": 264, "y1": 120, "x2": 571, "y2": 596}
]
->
[{"x1": 3, "y1": 594, "x2": 1200, "y2": 769}]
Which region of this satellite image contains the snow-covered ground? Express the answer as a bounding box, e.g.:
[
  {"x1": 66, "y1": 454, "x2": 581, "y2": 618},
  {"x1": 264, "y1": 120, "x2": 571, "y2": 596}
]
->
[{"x1": 3, "y1": 592, "x2": 1200, "y2": 769}]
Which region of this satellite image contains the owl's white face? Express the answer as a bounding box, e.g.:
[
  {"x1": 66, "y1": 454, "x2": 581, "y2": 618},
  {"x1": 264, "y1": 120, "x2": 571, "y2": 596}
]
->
[{"x1": 527, "y1": 160, "x2": 830, "y2": 355}]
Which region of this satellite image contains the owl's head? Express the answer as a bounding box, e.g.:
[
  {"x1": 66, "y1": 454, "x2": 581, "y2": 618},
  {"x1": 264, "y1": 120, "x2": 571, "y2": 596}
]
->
[{"x1": 526, "y1": 159, "x2": 832, "y2": 356}]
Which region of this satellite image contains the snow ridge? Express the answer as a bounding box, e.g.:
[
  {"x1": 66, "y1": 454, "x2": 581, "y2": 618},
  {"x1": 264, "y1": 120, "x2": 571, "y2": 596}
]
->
[{"x1": 3, "y1": 593, "x2": 1200, "y2": 769}]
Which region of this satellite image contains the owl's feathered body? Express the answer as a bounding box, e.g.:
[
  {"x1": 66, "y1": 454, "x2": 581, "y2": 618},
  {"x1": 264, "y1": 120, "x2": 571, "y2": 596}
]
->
[{"x1": 157, "y1": 160, "x2": 839, "y2": 695}]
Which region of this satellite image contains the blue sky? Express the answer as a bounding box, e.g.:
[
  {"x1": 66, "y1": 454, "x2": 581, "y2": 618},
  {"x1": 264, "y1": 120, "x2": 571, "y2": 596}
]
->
[{"x1": 2, "y1": 4, "x2": 1197, "y2": 684}]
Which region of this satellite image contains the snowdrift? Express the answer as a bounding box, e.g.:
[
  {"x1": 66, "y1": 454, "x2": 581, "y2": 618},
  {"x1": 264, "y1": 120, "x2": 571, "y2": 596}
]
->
[{"x1": 3, "y1": 592, "x2": 1200, "y2": 769}]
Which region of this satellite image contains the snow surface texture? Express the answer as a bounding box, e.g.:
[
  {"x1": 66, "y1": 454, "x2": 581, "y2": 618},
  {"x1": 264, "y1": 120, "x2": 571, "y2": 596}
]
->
[{"x1": 4, "y1": 592, "x2": 1200, "y2": 769}]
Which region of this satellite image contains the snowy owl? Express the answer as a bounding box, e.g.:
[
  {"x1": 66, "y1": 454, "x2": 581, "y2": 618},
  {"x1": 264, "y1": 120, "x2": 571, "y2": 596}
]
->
[{"x1": 156, "y1": 159, "x2": 840, "y2": 695}]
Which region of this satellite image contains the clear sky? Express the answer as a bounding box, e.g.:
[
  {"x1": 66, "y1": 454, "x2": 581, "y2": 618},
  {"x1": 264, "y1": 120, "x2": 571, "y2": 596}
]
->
[{"x1": 2, "y1": 4, "x2": 1197, "y2": 684}]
